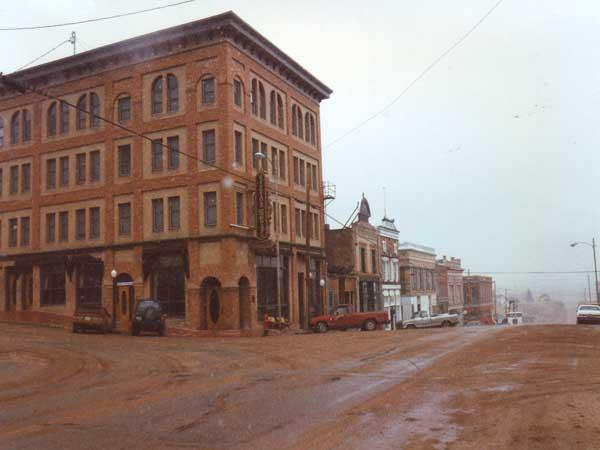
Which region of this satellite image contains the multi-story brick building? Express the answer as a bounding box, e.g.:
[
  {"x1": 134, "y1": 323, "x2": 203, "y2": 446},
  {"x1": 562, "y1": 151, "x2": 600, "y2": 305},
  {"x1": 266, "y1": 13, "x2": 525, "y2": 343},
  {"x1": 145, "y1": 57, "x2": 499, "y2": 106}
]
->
[
  {"x1": 0, "y1": 12, "x2": 331, "y2": 332},
  {"x1": 435, "y1": 256, "x2": 464, "y2": 314},
  {"x1": 378, "y1": 215, "x2": 401, "y2": 327},
  {"x1": 326, "y1": 195, "x2": 381, "y2": 312},
  {"x1": 463, "y1": 275, "x2": 494, "y2": 321},
  {"x1": 398, "y1": 242, "x2": 437, "y2": 318}
]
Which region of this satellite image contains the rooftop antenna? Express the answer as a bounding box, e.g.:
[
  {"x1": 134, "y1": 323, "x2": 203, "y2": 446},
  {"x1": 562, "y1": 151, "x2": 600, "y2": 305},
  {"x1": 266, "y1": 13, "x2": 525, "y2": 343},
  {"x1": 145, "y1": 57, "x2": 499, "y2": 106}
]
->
[{"x1": 69, "y1": 31, "x2": 77, "y2": 55}]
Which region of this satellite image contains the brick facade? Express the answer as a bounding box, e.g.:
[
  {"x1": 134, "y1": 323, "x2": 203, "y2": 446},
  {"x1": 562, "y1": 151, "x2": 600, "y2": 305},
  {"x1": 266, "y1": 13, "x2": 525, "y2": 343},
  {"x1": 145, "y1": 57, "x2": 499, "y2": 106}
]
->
[
  {"x1": 463, "y1": 275, "x2": 494, "y2": 321},
  {"x1": 0, "y1": 12, "x2": 331, "y2": 333}
]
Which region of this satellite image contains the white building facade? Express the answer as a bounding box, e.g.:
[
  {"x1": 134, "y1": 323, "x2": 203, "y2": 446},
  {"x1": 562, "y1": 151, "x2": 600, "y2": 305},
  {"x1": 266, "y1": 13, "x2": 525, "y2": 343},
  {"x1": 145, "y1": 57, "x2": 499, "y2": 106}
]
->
[
  {"x1": 378, "y1": 217, "x2": 402, "y2": 328},
  {"x1": 398, "y1": 242, "x2": 437, "y2": 319}
]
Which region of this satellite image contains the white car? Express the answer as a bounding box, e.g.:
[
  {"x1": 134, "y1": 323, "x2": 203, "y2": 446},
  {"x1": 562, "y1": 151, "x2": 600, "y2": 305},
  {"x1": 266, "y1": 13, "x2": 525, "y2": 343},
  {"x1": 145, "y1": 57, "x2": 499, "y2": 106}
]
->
[
  {"x1": 576, "y1": 304, "x2": 600, "y2": 325},
  {"x1": 506, "y1": 312, "x2": 523, "y2": 325}
]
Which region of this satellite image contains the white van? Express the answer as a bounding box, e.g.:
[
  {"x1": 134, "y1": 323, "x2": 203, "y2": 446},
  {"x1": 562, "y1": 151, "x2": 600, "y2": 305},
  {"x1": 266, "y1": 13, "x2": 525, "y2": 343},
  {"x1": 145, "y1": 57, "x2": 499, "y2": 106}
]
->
[{"x1": 506, "y1": 312, "x2": 523, "y2": 325}]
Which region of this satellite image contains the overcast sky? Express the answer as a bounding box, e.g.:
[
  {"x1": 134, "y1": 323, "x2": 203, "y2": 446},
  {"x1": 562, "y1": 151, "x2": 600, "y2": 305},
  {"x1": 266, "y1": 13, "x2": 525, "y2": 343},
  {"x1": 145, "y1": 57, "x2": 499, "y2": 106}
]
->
[{"x1": 3, "y1": 0, "x2": 599, "y2": 301}]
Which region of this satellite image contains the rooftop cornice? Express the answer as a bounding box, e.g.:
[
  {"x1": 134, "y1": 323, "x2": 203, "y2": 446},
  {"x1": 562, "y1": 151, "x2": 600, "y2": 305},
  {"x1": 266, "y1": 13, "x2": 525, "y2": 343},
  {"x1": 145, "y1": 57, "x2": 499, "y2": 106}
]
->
[{"x1": 1, "y1": 11, "x2": 332, "y2": 103}]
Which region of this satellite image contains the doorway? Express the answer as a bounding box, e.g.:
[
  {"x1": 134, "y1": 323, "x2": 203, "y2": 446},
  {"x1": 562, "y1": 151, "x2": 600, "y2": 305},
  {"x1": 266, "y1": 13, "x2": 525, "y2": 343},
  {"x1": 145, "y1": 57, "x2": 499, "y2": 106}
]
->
[
  {"x1": 116, "y1": 273, "x2": 134, "y2": 326},
  {"x1": 298, "y1": 273, "x2": 306, "y2": 329}
]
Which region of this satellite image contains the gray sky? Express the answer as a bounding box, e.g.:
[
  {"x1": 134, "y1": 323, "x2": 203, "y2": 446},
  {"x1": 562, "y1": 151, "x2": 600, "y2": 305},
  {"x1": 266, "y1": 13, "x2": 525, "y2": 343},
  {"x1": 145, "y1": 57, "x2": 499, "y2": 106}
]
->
[{"x1": 3, "y1": 0, "x2": 599, "y2": 301}]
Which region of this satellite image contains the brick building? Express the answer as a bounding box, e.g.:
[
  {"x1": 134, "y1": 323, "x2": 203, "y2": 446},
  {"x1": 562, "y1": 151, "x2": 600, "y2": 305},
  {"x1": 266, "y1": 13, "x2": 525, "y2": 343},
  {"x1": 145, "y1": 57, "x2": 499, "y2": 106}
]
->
[
  {"x1": 0, "y1": 12, "x2": 331, "y2": 332},
  {"x1": 398, "y1": 242, "x2": 437, "y2": 318},
  {"x1": 435, "y1": 256, "x2": 464, "y2": 314},
  {"x1": 326, "y1": 195, "x2": 381, "y2": 312},
  {"x1": 378, "y1": 215, "x2": 401, "y2": 327},
  {"x1": 463, "y1": 275, "x2": 494, "y2": 321}
]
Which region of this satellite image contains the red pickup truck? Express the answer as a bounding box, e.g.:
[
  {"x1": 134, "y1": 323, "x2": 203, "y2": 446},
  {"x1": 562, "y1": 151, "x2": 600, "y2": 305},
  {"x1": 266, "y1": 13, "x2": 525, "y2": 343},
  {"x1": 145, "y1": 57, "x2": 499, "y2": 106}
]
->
[{"x1": 310, "y1": 304, "x2": 389, "y2": 333}]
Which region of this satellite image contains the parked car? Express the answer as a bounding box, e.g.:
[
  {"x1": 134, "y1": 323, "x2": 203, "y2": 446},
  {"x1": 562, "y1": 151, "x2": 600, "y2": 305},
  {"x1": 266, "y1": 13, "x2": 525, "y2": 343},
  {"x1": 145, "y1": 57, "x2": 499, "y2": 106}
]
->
[
  {"x1": 576, "y1": 304, "x2": 600, "y2": 325},
  {"x1": 400, "y1": 310, "x2": 459, "y2": 329},
  {"x1": 506, "y1": 312, "x2": 523, "y2": 325},
  {"x1": 310, "y1": 304, "x2": 389, "y2": 333},
  {"x1": 73, "y1": 305, "x2": 113, "y2": 334},
  {"x1": 132, "y1": 299, "x2": 166, "y2": 336}
]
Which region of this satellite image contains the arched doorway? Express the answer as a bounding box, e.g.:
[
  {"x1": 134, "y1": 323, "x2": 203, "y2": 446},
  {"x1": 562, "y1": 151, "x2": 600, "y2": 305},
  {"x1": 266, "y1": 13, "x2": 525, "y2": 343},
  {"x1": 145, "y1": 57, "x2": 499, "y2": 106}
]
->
[
  {"x1": 200, "y1": 277, "x2": 221, "y2": 329},
  {"x1": 116, "y1": 273, "x2": 134, "y2": 325},
  {"x1": 239, "y1": 277, "x2": 251, "y2": 329}
]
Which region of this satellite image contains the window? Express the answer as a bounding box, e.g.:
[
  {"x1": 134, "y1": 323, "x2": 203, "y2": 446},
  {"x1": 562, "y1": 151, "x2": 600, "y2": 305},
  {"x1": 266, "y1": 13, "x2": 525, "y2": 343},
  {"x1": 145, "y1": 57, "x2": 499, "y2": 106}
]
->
[
  {"x1": 59, "y1": 211, "x2": 68, "y2": 242},
  {"x1": 46, "y1": 159, "x2": 56, "y2": 189},
  {"x1": 260, "y1": 142, "x2": 267, "y2": 171},
  {"x1": 281, "y1": 204, "x2": 288, "y2": 234},
  {"x1": 258, "y1": 82, "x2": 266, "y2": 119},
  {"x1": 167, "y1": 136, "x2": 179, "y2": 170},
  {"x1": 46, "y1": 213, "x2": 56, "y2": 243},
  {"x1": 47, "y1": 102, "x2": 57, "y2": 137},
  {"x1": 0, "y1": 168, "x2": 3, "y2": 195},
  {"x1": 40, "y1": 265, "x2": 66, "y2": 306},
  {"x1": 76, "y1": 153, "x2": 86, "y2": 183},
  {"x1": 117, "y1": 96, "x2": 131, "y2": 122},
  {"x1": 269, "y1": 91, "x2": 276, "y2": 125},
  {"x1": 75, "y1": 209, "x2": 86, "y2": 240},
  {"x1": 360, "y1": 248, "x2": 366, "y2": 272},
  {"x1": 277, "y1": 94, "x2": 284, "y2": 129},
  {"x1": 291, "y1": 105, "x2": 297, "y2": 136},
  {"x1": 152, "y1": 198, "x2": 164, "y2": 232},
  {"x1": 21, "y1": 164, "x2": 30, "y2": 193},
  {"x1": 313, "y1": 213, "x2": 319, "y2": 240},
  {"x1": 8, "y1": 218, "x2": 17, "y2": 247},
  {"x1": 233, "y1": 79, "x2": 242, "y2": 107},
  {"x1": 299, "y1": 160, "x2": 305, "y2": 186},
  {"x1": 89, "y1": 150, "x2": 100, "y2": 182},
  {"x1": 311, "y1": 165, "x2": 318, "y2": 191},
  {"x1": 151, "y1": 139, "x2": 163, "y2": 172},
  {"x1": 10, "y1": 111, "x2": 20, "y2": 145},
  {"x1": 297, "y1": 106, "x2": 304, "y2": 137},
  {"x1": 305, "y1": 112, "x2": 310, "y2": 142},
  {"x1": 76, "y1": 95, "x2": 87, "y2": 130},
  {"x1": 295, "y1": 208, "x2": 301, "y2": 238},
  {"x1": 59, "y1": 156, "x2": 69, "y2": 187},
  {"x1": 20, "y1": 217, "x2": 30, "y2": 246},
  {"x1": 271, "y1": 147, "x2": 278, "y2": 177},
  {"x1": 235, "y1": 191, "x2": 244, "y2": 226},
  {"x1": 201, "y1": 77, "x2": 215, "y2": 104},
  {"x1": 168, "y1": 196, "x2": 180, "y2": 231},
  {"x1": 0, "y1": 117, "x2": 4, "y2": 148},
  {"x1": 9, "y1": 166, "x2": 18, "y2": 194},
  {"x1": 60, "y1": 101, "x2": 69, "y2": 134},
  {"x1": 204, "y1": 191, "x2": 217, "y2": 227},
  {"x1": 151, "y1": 77, "x2": 163, "y2": 114},
  {"x1": 252, "y1": 139, "x2": 259, "y2": 169},
  {"x1": 22, "y1": 110, "x2": 31, "y2": 142},
  {"x1": 293, "y1": 157, "x2": 299, "y2": 184},
  {"x1": 203, "y1": 129, "x2": 216, "y2": 164},
  {"x1": 118, "y1": 144, "x2": 131, "y2": 177},
  {"x1": 279, "y1": 150, "x2": 286, "y2": 181},
  {"x1": 234, "y1": 131, "x2": 243, "y2": 166},
  {"x1": 118, "y1": 203, "x2": 131, "y2": 236},
  {"x1": 166, "y1": 74, "x2": 179, "y2": 112},
  {"x1": 301, "y1": 210, "x2": 307, "y2": 238},
  {"x1": 310, "y1": 115, "x2": 316, "y2": 145},
  {"x1": 251, "y1": 79, "x2": 258, "y2": 115},
  {"x1": 272, "y1": 201, "x2": 279, "y2": 232},
  {"x1": 89, "y1": 207, "x2": 100, "y2": 239},
  {"x1": 90, "y1": 93, "x2": 100, "y2": 128}
]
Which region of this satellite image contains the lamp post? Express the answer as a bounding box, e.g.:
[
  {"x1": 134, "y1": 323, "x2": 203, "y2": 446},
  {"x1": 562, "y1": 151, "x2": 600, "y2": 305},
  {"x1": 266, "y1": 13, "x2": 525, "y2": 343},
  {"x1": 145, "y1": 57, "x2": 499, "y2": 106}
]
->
[
  {"x1": 110, "y1": 269, "x2": 117, "y2": 329},
  {"x1": 255, "y1": 151, "x2": 282, "y2": 318},
  {"x1": 571, "y1": 239, "x2": 599, "y2": 304}
]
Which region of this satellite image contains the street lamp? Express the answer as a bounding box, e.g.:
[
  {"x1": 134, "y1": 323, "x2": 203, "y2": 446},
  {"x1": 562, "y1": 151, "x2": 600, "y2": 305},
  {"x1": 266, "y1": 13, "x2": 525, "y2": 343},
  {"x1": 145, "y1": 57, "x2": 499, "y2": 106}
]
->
[
  {"x1": 570, "y1": 238, "x2": 599, "y2": 304},
  {"x1": 110, "y1": 269, "x2": 118, "y2": 329},
  {"x1": 255, "y1": 151, "x2": 282, "y2": 319}
]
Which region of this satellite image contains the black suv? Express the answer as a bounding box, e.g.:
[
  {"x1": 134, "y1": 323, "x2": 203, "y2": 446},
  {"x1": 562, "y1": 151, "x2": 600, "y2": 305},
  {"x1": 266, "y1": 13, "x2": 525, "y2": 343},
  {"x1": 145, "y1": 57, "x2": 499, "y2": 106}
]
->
[{"x1": 132, "y1": 299, "x2": 166, "y2": 336}]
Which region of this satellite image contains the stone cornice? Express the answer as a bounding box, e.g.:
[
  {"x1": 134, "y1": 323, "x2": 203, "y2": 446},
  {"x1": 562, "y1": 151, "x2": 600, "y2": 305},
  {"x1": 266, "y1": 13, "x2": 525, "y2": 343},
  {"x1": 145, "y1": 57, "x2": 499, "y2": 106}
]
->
[{"x1": 1, "y1": 11, "x2": 332, "y2": 103}]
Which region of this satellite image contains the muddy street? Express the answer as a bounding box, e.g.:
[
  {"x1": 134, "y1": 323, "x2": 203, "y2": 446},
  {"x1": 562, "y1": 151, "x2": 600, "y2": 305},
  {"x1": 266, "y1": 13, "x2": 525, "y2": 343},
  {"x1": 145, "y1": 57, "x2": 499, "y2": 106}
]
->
[{"x1": 1, "y1": 323, "x2": 598, "y2": 449}]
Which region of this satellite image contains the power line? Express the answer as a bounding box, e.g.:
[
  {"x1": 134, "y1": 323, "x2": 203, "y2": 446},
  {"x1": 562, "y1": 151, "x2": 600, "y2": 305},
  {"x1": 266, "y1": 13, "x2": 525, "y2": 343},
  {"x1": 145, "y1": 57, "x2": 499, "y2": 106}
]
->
[
  {"x1": 324, "y1": 0, "x2": 505, "y2": 149},
  {"x1": 0, "y1": 1, "x2": 196, "y2": 31},
  {"x1": 470, "y1": 271, "x2": 596, "y2": 275},
  {"x1": 15, "y1": 39, "x2": 70, "y2": 71}
]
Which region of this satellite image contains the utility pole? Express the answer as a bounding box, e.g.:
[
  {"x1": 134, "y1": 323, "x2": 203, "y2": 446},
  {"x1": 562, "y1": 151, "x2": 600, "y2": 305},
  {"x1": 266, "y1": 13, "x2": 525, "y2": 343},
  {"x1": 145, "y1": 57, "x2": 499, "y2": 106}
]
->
[
  {"x1": 587, "y1": 274, "x2": 592, "y2": 302},
  {"x1": 69, "y1": 31, "x2": 77, "y2": 55},
  {"x1": 593, "y1": 238, "x2": 599, "y2": 305}
]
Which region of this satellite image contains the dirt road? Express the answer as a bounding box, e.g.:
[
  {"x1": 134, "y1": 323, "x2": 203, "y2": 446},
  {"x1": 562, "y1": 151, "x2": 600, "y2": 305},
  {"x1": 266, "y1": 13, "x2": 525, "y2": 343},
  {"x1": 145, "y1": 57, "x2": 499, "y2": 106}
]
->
[{"x1": 0, "y1": 323, "x2": 598, "y2": 449}]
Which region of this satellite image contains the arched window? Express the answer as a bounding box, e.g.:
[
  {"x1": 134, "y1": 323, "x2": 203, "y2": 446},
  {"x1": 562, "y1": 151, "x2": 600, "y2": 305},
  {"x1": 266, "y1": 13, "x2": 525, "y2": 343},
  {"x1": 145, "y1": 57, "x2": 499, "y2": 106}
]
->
[
  {"x1": 22, "y1": 110, "x2": 31, "y2": 142},
  {"x1": 151, "y1": 77, "x2": 163, "y2": 114},
  {"x1": 310, "y1": 115, "x2": 316, "y2": 145},
  {"x1": 47, "y1": 102, "x2": 57, "y2": 137},
  {"x1": 0, "y1": 117, "x2": 4, "y2": 149},
  {"x1": 90, "y1": 93, "x2": 100, "y2": 128},
  {"x1": 166, "y1": 74, "x2": 179, "y2": 112},
  {"x1": 233, "y1": 78, "x2": 243, "y2": 108},
  {"x1": 269, "y1": 91, "x2": 276, "y2": 125},
  {"x1": 60, "y1": 101, "x2": 69, "y2": 134},
  {"x1": 291, "y1": 105, "x2": 297, "y2": 136},
  {"x1": 277, "y1": 94, "x2": 284, "y2": 129},
  {"x1": 10, "y1": 111, "x2": 20, "y2": 145},
  {"x1": 304, "y1": 112, "x2": 310, "y2": 142},
  {"x1": 297, "y1": 106, "x2": 303, "y2": 138},
  {"x1": 251, "y1": 79, "x2": 257, "y2": 115},
  {"x1": 76, "y1": 95, "x2": 87, "y2": 130},
  {"x1": 258, "y1": 82, "x2": 266, "y2": 119}
]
